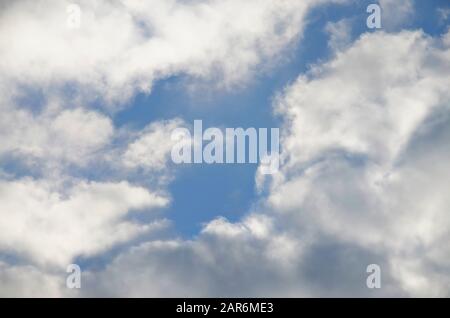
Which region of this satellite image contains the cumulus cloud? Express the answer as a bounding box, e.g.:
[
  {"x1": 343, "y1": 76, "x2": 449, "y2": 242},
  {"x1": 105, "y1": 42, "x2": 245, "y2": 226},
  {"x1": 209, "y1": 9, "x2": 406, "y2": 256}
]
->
[
  {"x1": 0, "y1": 0, "x2": 334, "y2": 105},
  {"x1": 0, "y1": 105, "x2": 114, "y2": 168},
  {"x1": 274, "y1": 31, "x2": 449, "y2": 168},
  {"x1": 0, "y1": 178, "x2": 169, "y2": 267},
  {"x1": 0, "y1": 262, "x2": 64, "y2": 297},
  {"x1": 122, "y1": 118, "x2": 186, "y2": 171},
  {"x1": 267, "y1": 29, "x2": 450, "y2": 296},
  {"x1": 80, "y1": 214, "x2": 311, "y2": 297}
]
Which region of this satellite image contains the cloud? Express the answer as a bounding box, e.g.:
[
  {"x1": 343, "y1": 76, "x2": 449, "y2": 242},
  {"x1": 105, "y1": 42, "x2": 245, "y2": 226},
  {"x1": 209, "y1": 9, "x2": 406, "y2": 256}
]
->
[
  {"x1": 0, "y1": 105, "x2": 114, "y2": 168},
  {"x1": 80, "y1": 214, "x2": 312, "y2": 297},
  {"x1": 0, "y1": 261, "x2": 64, "y2": 297},
  {"x1": 122, "y1": 118, "x2": 186, "y2": 171},
  {"x1": 274, "y1": 30, "x2": 449, "y2": 168},
  {"x1": 267, "y1": 29, "x2": 450, "y2": 296},
  {"x1": 0, "y1": 0, "x2": 336, "y2": 105},
  {"x1": 0, "y1": 178, "x2": 169, "y2": 267}
]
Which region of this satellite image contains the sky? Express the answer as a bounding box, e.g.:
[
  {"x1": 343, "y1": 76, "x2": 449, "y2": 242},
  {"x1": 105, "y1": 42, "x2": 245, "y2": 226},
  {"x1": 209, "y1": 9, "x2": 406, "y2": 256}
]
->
[{"x1": 0, "y1": 0, "x2": 449, "y2": 297}]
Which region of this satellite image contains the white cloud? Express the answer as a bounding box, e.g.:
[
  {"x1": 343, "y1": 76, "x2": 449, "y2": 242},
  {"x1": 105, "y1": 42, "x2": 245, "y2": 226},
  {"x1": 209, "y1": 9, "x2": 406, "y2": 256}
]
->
[
  {"x1": 274, "y1": 31, "x2": 449, "y2": 169},
  {"x1": 122, "y1": 118, "x2": 186, "y2": 171},
  {"x1": 80, "y1": 215, "x2": 310, "y2": 297},
  {"x1": 0, "y1": 178, "x2": 169, "y2": 267},
  {"x1": 267, "y1": 29, "x2": 450, "y2": 296},
  {"x1": 0, "y1": 105, "x2": 114, "y2": 167},
  {"x1": 0, "y1": 0, "x2": 337, "y2": 105},
  {"x1": 0, "y1": 261, "x2": 64, "y2": 297}
]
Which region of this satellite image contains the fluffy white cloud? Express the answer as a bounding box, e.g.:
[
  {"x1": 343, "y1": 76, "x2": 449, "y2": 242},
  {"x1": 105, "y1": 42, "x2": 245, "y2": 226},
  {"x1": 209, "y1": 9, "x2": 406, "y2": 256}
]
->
[
  {"x1": 274, "y1": 31, "x2": 449, "y2": 169},
  {"x1": 79, "y1": 214, "x2": 312, "y2": 297},
  {"x1": 267, "y1": 30, "x2": 450, "y2": 296},
  {"x1": 0, "y1": 105, "x2": 113, "y2": 167},
  {"x1": 0, "y1": 0, "x2": 337, "y2": 104},
  {"x1": 0, "y1": 261, "x2": 64, "y2": 297},
  {"x1": 122, "y1": 119, "x2": 186, "y2": 171},
  {"x1": 0, "y1": 178, "x2": 169, "y2": 267}
]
